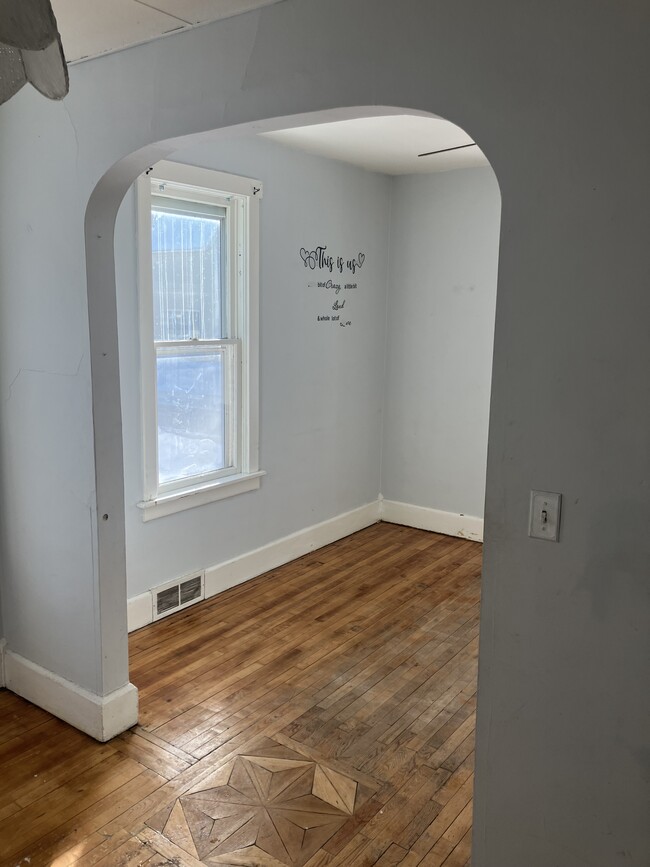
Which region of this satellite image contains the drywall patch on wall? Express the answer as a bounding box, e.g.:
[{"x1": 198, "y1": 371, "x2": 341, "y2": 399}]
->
[
  {"x1": 381, "y1": 499, "x2": 483, "y2": 542},
  {"x1": 4, "y1": 650, "x2": 138, "y2": 741}
]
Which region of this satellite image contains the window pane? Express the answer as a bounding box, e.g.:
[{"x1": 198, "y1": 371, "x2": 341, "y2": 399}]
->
[
  {"x1": 151, "y1": 205, "x2": 224, "y2": 340},
  {"x1": 156, "y1": 352, "x2": 226, "y2": 485}
]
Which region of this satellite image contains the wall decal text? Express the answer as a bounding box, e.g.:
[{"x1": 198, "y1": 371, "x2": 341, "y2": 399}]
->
[
  {"x1": 300, "y1": 245, "x2": 366, "y2": 275},
  {"x1": 301, "y1": 246, "x2": 365, "y2": 328}
]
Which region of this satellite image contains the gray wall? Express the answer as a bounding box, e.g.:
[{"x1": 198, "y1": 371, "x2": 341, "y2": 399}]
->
[
  {"x1": 115, "y1": 137, "x2": 390, "y2": 598},
  {"x1": 117, "y1": 146, "x2": 496, "y2": 601},
  {"x1": 0, "y1": 93, "x2": 101, "y2": 691},
  {"x1": 382, "y1": 168, "x2": 500, "y2": 517},
  {"x1": 0, "y1": 1, "x2": 647, "y2": 865}
]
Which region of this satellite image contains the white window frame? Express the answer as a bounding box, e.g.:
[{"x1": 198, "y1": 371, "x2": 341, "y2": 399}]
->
[{"x1": 136, "y1": 160, "x2": 263, "y2": 521}]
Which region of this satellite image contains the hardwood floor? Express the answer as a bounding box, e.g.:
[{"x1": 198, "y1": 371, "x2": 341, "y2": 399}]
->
[{"x1": 0, "y1": 523, "x2": 481, "y2": 866}]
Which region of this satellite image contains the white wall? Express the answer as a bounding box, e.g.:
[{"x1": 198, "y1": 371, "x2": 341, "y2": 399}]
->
[
  {"x1": 382, "y1": 168, "x2": 500, "y2": 518},
  {"x1": 116, "y1": 136, "x2": 390, "y2": 598},
  {"x1": 117, "y1": 145, "x2": 498, "y2": 602},
  {"x1": 0, "y1": 94, "x2": 102, "y2": 692}
]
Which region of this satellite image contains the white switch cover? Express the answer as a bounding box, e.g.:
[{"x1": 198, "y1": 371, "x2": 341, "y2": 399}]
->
[{"x1": 529, "y1": 491, "x2": 562, "y2": 542}]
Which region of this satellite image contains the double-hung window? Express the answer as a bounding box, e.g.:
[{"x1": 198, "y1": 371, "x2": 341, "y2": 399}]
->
[{"x1": 137, "y1": 161, "x2": 262, "y2": 520}]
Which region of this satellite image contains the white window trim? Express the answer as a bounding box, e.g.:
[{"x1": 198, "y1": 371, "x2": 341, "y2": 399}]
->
[{"x1": 136, "y1": 160, "x2": 263, "y2": 521}]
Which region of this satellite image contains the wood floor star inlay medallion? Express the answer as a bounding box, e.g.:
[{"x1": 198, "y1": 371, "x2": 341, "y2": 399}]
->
[{"x1": 147, "y1": 746, "x2": 359, "y2": 866}]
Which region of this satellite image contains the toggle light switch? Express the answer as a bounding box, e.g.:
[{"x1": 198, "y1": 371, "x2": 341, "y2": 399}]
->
[{"x1": 529, "y1": 491, "x2": 562, "y2": 542}]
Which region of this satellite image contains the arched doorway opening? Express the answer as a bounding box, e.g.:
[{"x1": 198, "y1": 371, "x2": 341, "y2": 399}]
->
[{"x1": 87, "y1": 108, "x2": 498, "y2": 764}]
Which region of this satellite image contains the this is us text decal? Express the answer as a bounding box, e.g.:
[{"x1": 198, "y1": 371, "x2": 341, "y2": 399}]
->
[{"x1": 299, "y1": 245, "x2": 366, "y2": 328}]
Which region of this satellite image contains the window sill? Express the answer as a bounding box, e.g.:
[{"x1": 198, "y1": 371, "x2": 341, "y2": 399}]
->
[{"x1": 137, "y1": 470, "x2": 265, "y2": 522}]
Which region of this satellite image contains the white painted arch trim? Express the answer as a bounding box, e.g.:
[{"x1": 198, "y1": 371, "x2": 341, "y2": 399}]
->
[
  {"x1": 4, "y1": 651, "x2": 138, "y2": 742},
  {"x1": 127, "y1": 499, "x2": 484, "y2": 632}
]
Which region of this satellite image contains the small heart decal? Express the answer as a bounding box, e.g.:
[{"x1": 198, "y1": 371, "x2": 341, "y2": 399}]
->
[
  {"x1": 300, "y1": 247, "x2": 309, "y2": 264},
  {"x1": 357, "y1": 252, "x2": 365, "y2": 267}
]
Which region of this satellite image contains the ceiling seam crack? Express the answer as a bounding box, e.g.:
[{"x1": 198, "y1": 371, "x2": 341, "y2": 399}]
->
[{"x1": 132, "y1": 0, "x2": 193, "y2": 26}]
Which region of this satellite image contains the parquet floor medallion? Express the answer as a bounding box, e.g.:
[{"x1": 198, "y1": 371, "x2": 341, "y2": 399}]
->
[
  {"x1": 0, "y1": 526, "x2": 479, "y2": 866},
  {"x1": 147, "y1": 741, "x2": 365, "y2": 866}
]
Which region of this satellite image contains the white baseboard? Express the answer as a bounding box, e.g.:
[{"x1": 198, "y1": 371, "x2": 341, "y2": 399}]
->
[
  {"x1": 205, "y1": 500, "x2": 381, "y2": 598},
  {"x1": 128, "y1": 592, "x2": 153, "y2": 633},
  {"x1": 4, "y1": 651, "x2": 138, "y2": 741},
  {"x1": 380, "y1": 499, "x2": 484, "y2": 542},
  {"x1": 0, "y1": 639, "x2": 5, "y2": 688},
  {"x1": 126, "y1": 498, "x2": 483, "y2": 633},
  {"x1": 127, "y1": 500, "x2": 381, "y2": 631}
]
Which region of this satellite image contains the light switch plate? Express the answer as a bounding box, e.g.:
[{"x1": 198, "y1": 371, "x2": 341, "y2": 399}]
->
[{"x1": 529, "y1": 491, "x2": 562, "y2": 542}]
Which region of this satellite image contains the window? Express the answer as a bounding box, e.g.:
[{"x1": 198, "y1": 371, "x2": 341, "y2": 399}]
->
[{"x1": 136, "y1": 161, "x2": 263, "y2": 520}]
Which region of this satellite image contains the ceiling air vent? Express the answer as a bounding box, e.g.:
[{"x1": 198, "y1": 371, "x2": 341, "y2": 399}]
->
[{"x1": 152, "y1": 571, "x2": 205, "y2": 621}]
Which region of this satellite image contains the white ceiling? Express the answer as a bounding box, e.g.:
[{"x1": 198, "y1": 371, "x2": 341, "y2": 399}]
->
[
  {"x1": 262, "y1": 115, "x2": 488, "y2": 175},
  {"x1": 51, "y1": 0, "x2": 284, "y2": 63}
]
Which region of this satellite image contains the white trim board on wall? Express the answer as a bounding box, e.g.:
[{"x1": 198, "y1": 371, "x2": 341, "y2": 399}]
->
[
  {"x1": 128, "y1": 500, "x2": 381, "y2": 631},
  {"x1": 127, "y1": 500, "x2": 484, "y2": 632},
  {"x1": 381, "y1": 499, "x2": 483, "y2": 542},
  {"x1": 0, "y1": 639, "x2": 6, "y2": 688},
  {"x1": 3, "y1": 651, "x2": 138, "y2": 741}
]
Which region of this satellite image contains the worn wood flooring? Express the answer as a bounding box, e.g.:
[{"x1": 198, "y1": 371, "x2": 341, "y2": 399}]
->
[{"x1": 0, "y1": 522, "x2": 481, "y2": 867}]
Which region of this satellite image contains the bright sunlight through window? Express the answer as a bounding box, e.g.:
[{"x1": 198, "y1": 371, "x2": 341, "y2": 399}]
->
[{"x1": 137, "y1": 161, "x2": 263, "y2": 520}]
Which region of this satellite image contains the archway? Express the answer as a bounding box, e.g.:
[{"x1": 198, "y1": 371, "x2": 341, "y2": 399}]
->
[{"x1": 85, "y1": 104, "x2": 501, "y2": 710}]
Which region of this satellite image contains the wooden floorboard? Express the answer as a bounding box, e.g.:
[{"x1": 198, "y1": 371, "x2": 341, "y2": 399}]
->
[{"x1": 0, "y1": 523, "x2": 480, "y2": 867}]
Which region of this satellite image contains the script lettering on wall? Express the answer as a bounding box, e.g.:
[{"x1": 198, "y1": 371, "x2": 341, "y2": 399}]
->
[{"x1": 300, "y1": 245, "x2": 365, "y2": 327}]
